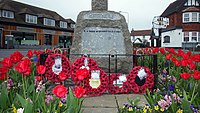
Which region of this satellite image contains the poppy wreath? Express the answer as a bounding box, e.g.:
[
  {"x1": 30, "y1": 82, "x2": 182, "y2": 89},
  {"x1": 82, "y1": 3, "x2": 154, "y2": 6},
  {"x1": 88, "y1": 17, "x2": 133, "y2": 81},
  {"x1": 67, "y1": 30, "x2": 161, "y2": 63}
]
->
[
  {"x1": 127, "y1": 66, "x2": 154, "y2": 94},
  {"x1": 71, "y1": 56, "x2": 98, "y2": 84},
  {"x1": 108, "y1": 73, "x2": 130, "y2": 94},
  {"x1": 44, "y1": 53, "x2": 71, "y2": 82},
  {"x1": 84, "y1": 67, "x2": 109, "y2": 97}
]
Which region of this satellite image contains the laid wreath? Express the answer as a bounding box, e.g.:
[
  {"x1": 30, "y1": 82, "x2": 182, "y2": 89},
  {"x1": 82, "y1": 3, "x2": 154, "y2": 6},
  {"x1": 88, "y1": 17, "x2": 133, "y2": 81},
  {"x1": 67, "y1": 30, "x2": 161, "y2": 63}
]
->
[
  {"x1": 71, "y1": 56, "x2": 98, "y2": 84},
  {"x1": 44, "y1": 50, "x2": 71, "y2": 82},
  {"x1": 127, "y1": 66, "x2": 154, "y2": 94},
  {"x1": 84, "y1": 67, "x2": 108, "y2": 96},
  {"x1": 108, "y1": 73, "x2": 130, "y2": 94},
  {"x1": 71, "y1": 56, "x2": 108, "y2": 96}
]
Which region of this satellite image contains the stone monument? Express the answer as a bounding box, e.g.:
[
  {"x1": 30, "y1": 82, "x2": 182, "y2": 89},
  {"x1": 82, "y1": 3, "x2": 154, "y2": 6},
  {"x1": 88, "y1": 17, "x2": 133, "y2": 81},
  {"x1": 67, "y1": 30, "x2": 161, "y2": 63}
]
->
[{"x1": 71, "y1": 0, "x2": 132, "y2": 73}]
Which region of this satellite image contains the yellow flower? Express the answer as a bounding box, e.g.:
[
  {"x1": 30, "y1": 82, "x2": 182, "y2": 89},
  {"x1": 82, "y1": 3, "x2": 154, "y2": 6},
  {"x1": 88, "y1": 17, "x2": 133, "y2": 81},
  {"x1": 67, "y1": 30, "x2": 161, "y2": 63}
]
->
[
  {"x1": 154, "y1": 105, "x2": 159, "y2": 111},
  {"x1": 176, "y1": 109, "x2": 183, "y2": 113},
  {"x1": 12, "y1": 104, "x2": 17, "y2": 113},
  {"x1": 59, "y1": 101, "x2": 63, "y2": 107},
  {"x1": 160, "y1": 108, "x2": 164, "y2": 112},
  {"x1": 143, "y1": 108, "x2": 147, "y2": 113},
  {"x1": 148, "y1": 108, "x2": 152, "y2": 113},
  {"x1": 128, "y1": 107, "x2": 133, "y2": 111}
]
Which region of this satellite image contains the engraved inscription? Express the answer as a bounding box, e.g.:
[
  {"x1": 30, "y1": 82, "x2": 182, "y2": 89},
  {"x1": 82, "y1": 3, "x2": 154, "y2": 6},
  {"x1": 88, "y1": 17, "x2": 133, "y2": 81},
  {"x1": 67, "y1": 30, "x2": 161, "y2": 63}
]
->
[
  {"x1": 84, "y1": 12, "x2": 121, "y2": 20},
  {"x1": 81, "y1": 27, "x2": 126, "y2": 54}
]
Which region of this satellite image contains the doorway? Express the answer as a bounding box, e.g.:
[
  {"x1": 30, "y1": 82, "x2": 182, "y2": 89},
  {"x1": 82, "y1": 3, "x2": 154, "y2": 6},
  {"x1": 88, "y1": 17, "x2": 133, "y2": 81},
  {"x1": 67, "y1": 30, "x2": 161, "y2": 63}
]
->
[{"x1": 44, "y1": 34, "x2": 52, "y2": 45}]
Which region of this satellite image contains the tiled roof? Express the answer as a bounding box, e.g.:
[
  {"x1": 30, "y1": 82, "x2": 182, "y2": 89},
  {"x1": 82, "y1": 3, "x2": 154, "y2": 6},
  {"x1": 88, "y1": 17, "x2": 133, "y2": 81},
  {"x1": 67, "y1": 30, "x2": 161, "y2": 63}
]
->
[
  {"x1": 0, "y1": 0, "x2": 75, "y2": 31},
  {"x1": 161, "y1": 0, "x2": 186, "y2": 17},
  {"x1": 131, "y1": 30, "x2": 152, "y2": 36}
]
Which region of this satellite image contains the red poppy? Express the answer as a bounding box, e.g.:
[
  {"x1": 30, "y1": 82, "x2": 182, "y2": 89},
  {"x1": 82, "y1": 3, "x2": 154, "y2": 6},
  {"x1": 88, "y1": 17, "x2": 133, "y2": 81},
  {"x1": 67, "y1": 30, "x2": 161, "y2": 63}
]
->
[
  {"x1": 180, "y1": 72, "x2": 190, "y2": 80},
  {"x1": 37, "y1": 65, "x2": 46, "y2": 74},
  {"x1": 35, "y1": 76, "x2": 42, "y2": 81},
  {"x1": 132, "y1": 87, "x2": 140, "y2": 93},
  {"x1": 159, "y1": 48, "x2": 166, "y2": 54},
  {"x1": 76, "y1": 68, "x2": 89, "y2": 80},
  {"x1": 52, "y1": 85, "x2": 68, "y2": 98},
  {"x1": 10, "y1": 51, "x2": 24, "y2": 64},
  {"x1": 166, "y1": 54, "x2": 172, "y2": 60},
  {"x1": 192, "y1": 71, "x2": 200, "y2": 80},
  {"x1": 58, "y1": 72, "x2": 67, "y2": 81},
  {"x1": 1, "y1": 57, "x2": 12, "y2": 68},
  {"x1": 74, "y1": 86, "x2": 86, "y2": 98},
  {"x1": 26, "y1": 50, "x2": 33, "y2": 59}
]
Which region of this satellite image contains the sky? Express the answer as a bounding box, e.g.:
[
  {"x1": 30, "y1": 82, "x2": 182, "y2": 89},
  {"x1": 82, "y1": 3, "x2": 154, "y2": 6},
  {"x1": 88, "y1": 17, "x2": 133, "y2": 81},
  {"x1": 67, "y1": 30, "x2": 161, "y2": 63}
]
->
[{"x1": 14, "y1": 0, "x2": 175, "y2": 31}]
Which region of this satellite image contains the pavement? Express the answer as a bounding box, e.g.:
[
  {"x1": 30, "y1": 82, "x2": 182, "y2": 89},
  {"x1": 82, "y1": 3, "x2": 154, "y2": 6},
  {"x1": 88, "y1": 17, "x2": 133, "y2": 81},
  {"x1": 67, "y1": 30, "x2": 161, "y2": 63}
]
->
[{"x1": 82, "y1": 94, "x2": 147, "y2": 113}]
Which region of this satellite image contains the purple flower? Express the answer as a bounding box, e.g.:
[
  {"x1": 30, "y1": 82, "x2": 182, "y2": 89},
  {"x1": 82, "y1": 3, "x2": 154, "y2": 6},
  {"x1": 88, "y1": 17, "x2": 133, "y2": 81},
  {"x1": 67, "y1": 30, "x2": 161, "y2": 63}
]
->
[{"x1": 168, "y1": 84, "x2": 175, "y2": 91}]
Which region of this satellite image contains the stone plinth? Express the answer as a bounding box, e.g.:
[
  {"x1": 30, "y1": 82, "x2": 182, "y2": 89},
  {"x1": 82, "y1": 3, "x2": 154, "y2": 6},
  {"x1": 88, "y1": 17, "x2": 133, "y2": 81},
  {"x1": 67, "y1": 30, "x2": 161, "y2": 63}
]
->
[{"x1": 71, "y1": 10, "x2": 132, "y2": 73}]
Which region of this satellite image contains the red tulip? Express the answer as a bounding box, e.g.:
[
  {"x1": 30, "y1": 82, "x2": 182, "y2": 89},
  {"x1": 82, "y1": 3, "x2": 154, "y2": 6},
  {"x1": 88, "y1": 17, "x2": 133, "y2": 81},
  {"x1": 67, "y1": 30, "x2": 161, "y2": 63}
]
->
[
  {"x1": 23, "y1": 67, "x2": 31, "y2": 76},
  {"x1": 10, "y1": 51, "x2": 23, "y2": 64},
  {"x1": 15, "y1": 60, "x2": 30, "y2": 73},
  {"x1": 181, "y1": 60, "x2": 188, "y2": 67},
  {"x1": 37, "y1": 65, "x2": 46, "y2": 74},
  {"x1": 74, "y1": 86, "x2": 86, "y2": 98},
  {"x1": 174, "y1": 60, "x2": 180, "y2": 67},
  {"x1": 180, "y1": 72, "x2": 190, "y2": 80},
  {"x1": 189, "y1": 63, "x2": 196, "y2": 70},
  {"x1": 177, "y1": 49, "x2": 184, "y2": 56},
  {"x1": 58, "y1": 72, "x2": 67, "y2": 81},
  {"x1": 76, "y1": 68, "x2": 89, "y2": 80},
  {"x1": 166, "y1": 54, "x2": 172, "y2": 60},
  {"x1": 152, "y1": 47, "x2": 159, "y2": 54},
  {"x1": 159, "y1": 48, "x2": 166, "y2": 54},
  {"x1": 191, "y1": 54, "x2": 200, "y2": 62},
  {"x1": 192, "y1": 71, "x2": 200, "y2": 80},
  {"x1": 52, "y1": 85, "x2": 68, "y2": 98},
  {"x1": 0, "y1": 67, "x2": 8, "y2": 80},
  {"x1": 26, "y1": 50, "x2": 33, "y2": 58},
  {"x1": 1, "y1": 57, "x2": 12, "y2": 68},
  {"x1": 168, "y1": 48, "x2": 176, "y2": 55},
  {"x1": 182, "y1": 53, "x2": 189, "y2": 60},
  {"x1": 35, "y1": 76, "x2": 42, "y2": 81}
]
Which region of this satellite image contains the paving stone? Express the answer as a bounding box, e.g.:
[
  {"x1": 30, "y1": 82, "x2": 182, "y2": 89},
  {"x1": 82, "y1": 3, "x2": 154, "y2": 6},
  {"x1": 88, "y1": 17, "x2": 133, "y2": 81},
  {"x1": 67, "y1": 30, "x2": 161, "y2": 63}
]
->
[
  {"x1": 115, "y1": 94, "x2": 147, "y2": 107},
  {"x1": 82, "y1": 107, "x2": 118, "y2": 113},
  {"x1": 82, "y1": 94, "x2": 117, "y2": 108}
]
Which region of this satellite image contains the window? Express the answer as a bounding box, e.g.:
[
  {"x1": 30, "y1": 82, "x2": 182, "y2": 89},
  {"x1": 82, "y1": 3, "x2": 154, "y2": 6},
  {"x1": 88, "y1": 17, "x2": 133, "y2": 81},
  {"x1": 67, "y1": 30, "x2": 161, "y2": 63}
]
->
[
  {"x1": 71, "y1": 24, "x2": 75, "y2": 28},
  {"x1": 183, "y1": 12, "x2": 200, "y2": 23},
  {"x1": 2, "y1": 10, "x2": 14, "y2": 19},
  {"x1": 25, "y1": 14, "x2": 37, "y2": 24},
  {"x1": 184, "y1": 32, "x2": 189, "y2": 42},
  {"x1": 184, "y1": 0, "x2": 199, "y2": 6},
  {"x1": 163, "y1": 36, "x2": 170, "y2": 43},
  {"x1": 191, "y1": 32, "x2": 197, "y2": 41},
  {"x1": 183, "y1": 13, "x2": 190, "y2": 22},
  {"x1": 192, "y1": 13, "x2": 198, "y2": 22},
  {"x1": 60, "y1": 21, "x2": 67, "y2": 28},
  {"x1": 44, "y1": 18, "x2": 55, "y2": 26},
  {"x1": 198, "y1": 32, "x2": 200, "y2": 42}
]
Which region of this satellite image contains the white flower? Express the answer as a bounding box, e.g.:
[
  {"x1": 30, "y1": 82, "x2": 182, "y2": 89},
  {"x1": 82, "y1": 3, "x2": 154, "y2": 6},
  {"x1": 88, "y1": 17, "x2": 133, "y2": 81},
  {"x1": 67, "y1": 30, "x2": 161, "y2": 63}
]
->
[{"x1": 17, "y1": 108, "x2": 24, "y2": 113}]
